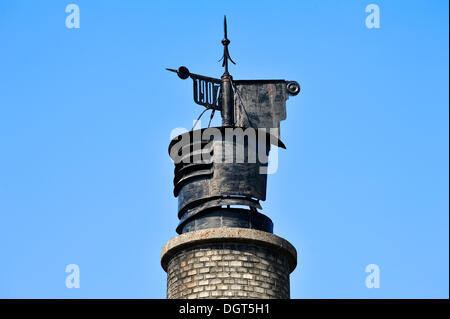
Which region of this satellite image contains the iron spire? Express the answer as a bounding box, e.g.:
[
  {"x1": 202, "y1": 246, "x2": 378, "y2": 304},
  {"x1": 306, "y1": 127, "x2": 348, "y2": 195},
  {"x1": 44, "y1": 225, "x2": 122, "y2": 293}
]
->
[{"x1": 219, "y1": 15, "x2": 235, "y2": 74}]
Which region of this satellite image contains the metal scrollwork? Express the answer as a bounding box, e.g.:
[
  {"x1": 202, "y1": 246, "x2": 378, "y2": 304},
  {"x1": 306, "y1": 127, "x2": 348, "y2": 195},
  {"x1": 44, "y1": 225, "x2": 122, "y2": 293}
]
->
[{"x1": 286, "y1": 81, "x2": 300, "y2": 96}]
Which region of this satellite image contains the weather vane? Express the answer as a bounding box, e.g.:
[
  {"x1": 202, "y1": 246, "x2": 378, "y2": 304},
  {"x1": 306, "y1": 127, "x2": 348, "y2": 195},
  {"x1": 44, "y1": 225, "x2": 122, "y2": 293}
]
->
[{"x1": 166, "y1": 15, "x2": 300, "y2": 134}]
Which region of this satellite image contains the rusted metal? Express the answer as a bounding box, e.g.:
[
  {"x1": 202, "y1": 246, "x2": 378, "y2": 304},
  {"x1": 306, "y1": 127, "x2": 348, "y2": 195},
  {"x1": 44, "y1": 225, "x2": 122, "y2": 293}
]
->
[{"x1": 166, "y1": 17, "x2": 300, "y2": 234}]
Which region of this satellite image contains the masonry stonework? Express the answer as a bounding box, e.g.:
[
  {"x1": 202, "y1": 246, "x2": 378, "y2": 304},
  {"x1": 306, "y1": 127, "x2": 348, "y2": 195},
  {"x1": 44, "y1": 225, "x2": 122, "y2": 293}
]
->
[
  {"x1": 161, "y1": 228, "x2": 297, "y2": 299},
  {"x1": 167, "y1": 243, "x2": 289, "y2": 298}
]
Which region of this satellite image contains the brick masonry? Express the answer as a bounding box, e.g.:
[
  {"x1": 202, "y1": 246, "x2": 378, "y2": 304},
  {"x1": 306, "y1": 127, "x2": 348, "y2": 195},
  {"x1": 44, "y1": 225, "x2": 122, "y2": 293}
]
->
[
  {"x1": 166, "y1": 242, "x2": 291, "y2": 299},
  {"x1": 161, "y1": 227, "x2": 297, "y2": 299}
]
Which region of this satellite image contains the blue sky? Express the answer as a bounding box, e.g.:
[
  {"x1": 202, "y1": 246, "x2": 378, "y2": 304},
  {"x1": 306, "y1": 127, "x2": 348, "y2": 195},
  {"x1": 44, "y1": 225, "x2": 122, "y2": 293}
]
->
[{"x1": 0, "y1": 0, "x2": 448, "y2": 298}]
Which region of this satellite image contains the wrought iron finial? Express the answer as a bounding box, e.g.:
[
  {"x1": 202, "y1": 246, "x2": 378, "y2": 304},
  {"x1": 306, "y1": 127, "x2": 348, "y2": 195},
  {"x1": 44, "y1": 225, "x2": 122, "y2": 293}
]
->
[{"x1": 218, "y1": 15, "x2": 235, "y2": 74}]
